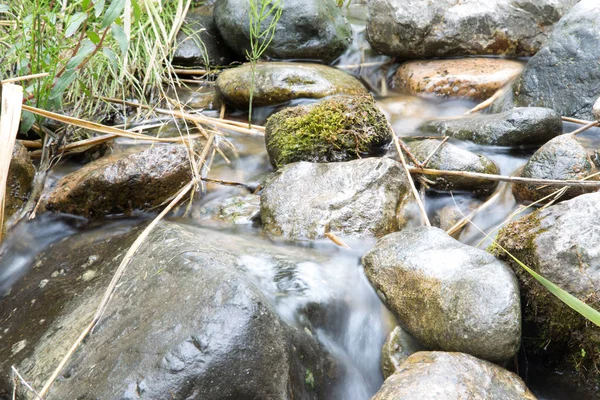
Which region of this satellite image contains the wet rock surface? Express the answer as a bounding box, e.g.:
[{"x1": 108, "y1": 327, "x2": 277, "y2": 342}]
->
[
  {"x1": 512, "y1": 134, "x2": 598, "y2": 203},
  {"x1": 495, "y1": 192, "x2": 600, "y2": 384},
  {"x1": 420, "y1": 107, "x2": 563, "y2": 146},
  {"x1": 366, "y1": 0, "x2": 576, "y2": 58},
  {"x1": 0, "y1": 222, "x2": 337, "y2": 399},
  {"x1": 265, "y1": 95, "x2": 391, "y2": 167},
  {"x1": 45, "y1": 145, "x2": 192, "y2": 219},
  {"x1": 194, "y1": 193, "x2": 261, "y2": 227},
  {"x1": 500, "y1": 1, "x2": 600, "y2": 120},
  {"x1": 172, "y1": 6, "x2": 235, "y2": 67},
  {"x1": 405, "y1": 139, "x2": 499, "y2": 195},
  {"x1": 362, "y1": 226, "x2": 521, "y2": 363},
  {"x1": 372, "y1": 352, "x2": 537, "y2": 400},
  {"x1": 260, "y1": 158, "x2": 410, "y2": 240},
  {"x1": 381, "y1": 326, "x2": 425, "y2": 379},
  {"x1": 214, "y1": 0, "x2": 351, "y2": 62},
  {"x1": 4, "y1": 142, "x2": 35, "y2": 230},
  {"x1": 216, "y1": 62, "x2": 367, "y2": 109},
  {"x1": 392, "y1": 58, "x2": 524, "y2": 100}
]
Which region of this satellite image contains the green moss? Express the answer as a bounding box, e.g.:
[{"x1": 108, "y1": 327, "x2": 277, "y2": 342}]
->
[
  {"x1": 305, "y1": 369, "x2": 315, "y2": 390},
  {"x1": 265, "y1": 94, "x2": 391, "y2": 167}
]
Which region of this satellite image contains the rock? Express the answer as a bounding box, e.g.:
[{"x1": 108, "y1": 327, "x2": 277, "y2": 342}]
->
[
  {"x1": 172, "y1": 7, "x2": 235, "y2": 67},
  {"x1": 260, "y1": 158, "x2": 410, "y2": 239},
  {"x1": 214, "y1": 0, "x2": 351, "y2": 62},
  {"x1": 434, "y1": 200, "x2": 482, "y2": 238},
  {"x1": 366, "y1": 0, "x2": 577, "y2": 58},
  {"x1": 372, "y1": 352, "x2": 537, "y2": 400},
  {"x1": 420, "y1": 107, "x2": 563, "y2": 146},
  {"x1": 0, "y1": 221, "x2": 336, "y2": 399},
  {"x1": 512, "y1": 134, "x2": 598, "y2": 204},
  {"x1": 500, "y1": 1, "x2": 600, "y2": 120},
  {"x1": 3, "y1": 142, "x2": 35, "y2": 230},
  {"x1": 392, "y1": 58, "x2": 524, "y2": 100},
  {"x1": 405, "y1": 139, "x2": 499, "y2": 195},
  {"x1": 594, "y1": 97, "x2": 600, "y2": 122},
  {"x1": 45, "y1": 145, "x2": 192, "y2": 219},
  {"x1": 265, "y1": 95, "x2": 391, "y2": 167},
  {"x1": 381, "y1": 326, "x2": 425, "y2": 379},
  {"x1": 362, "y1": 226, "x2": 521, "y2": 362},
  {"x1": 194, "y1": 193, "x2": 261, "y2": 226},
  {"x1": 216, "y1": 62, "x2": 367, "y2": 109},
  {"x1": 494, "y1": 192, "x2": 600, "y2": 383}
]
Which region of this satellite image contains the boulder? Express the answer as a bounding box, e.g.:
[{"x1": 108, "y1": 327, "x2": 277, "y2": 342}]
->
[
  {"x1": 214, "y1": 0, "x2": 351, "y2": 62},
  {"x1": 0, "y1": 221, "x2": 336, "y2": 399},
  {"x1": 265, "y1": 95, "x2": 391, "y2": 167},
  {"x1": 45, "y1": 145, "x2": 192, "y2": 219},
  {"x1": 260, "y1": 158, "x2": 410, "y2": 239},
  {"x1": 495, "y1": 192, "x2": 600, "y2": 384},
  {"x1": 172, "y1": 6, "x2": 235, "y2": 67},
  {"x1": 512, "y1": 134, "x2": 598, "y2": 204},
  {"x1": 499, "y1": 1, "x2": 600, "y2": 120},
  {"x1": 3, "y1": 142, "x2": 35, "y2": 230},
  {"x1": 381, "y1": 326, "x2": 425, "y2": 379},
  {"x1": 405, "y1": 139, "x2": 499, "y2": 195},
  {"x1": 392, "y1": 58, "x2": 524, "y2": 100},
  {"x1": 420, "y1": 107, "x2": 563, "y2": 146},
  {"x1": 366, "y1": 0, "x2": 577, "y2": 58},
  {"x1": 372, "y1": 352, "x2": 537, "y2": 400},
  {"x1": 362, "y1": 226, "x2": 521, "y2": 362},
  {"x1": 216, "y1": 62, "x2": 367, "y2": 109}
]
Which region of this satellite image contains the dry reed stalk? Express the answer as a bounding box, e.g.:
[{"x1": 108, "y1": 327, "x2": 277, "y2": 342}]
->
[
  {"x1": 465, "y1": 84, "x2": 510, "y2": 114},
  {"x1": 324, "y1": 232, "x2": 351, "y2": 249},
  {"x1": 421, "y1": 136, "x2": 449, "y2": 168},
  {"x1": 172, "y1": 68, "x2": 209, "y2": 75},
  {"x1": 446, "y1": 189, "x2": 502, "y2": 237},
  {"x1": 570, "y1": 121, "x2": 599, "y2": 136},
  {"x1": 562, "y1": 116, "x2": 595, "y2": 125},
  {"x1": 0, "y1": 84, "x2": 24, "y2": 244},
  {"x1": 1, "y1": 72, "x2": 49, "y2": 84}
]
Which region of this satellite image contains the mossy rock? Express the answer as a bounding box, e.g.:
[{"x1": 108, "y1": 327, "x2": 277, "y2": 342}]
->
[
  {"x1": 493, "y1": 192, "x2": 600, "y2": 390},
  {"x1": 265, "y1": 95, "x2": 391, "y2": 168}
]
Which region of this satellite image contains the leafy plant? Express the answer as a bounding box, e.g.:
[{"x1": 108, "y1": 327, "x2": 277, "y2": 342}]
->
[{"x1": 246, "y1": 0, "x2": 283, "y2": 127}]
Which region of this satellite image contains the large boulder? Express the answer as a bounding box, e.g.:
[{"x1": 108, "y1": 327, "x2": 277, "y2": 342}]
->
[
  {"x1": 494, "y1": 192, "x2": 600, "y2": 385},
  {"x1": 260, "y1": 158, "x2": 411, "y2": 239},
  {"x1": 392, "y1": 58, "x2": 524, "y2": 100},
  {"x1": 172, "y1": 6, "x2": 235, "y2": 67},
  {"x1": 214, "y1": 0, "x2": 351, "y2": 62},
  {"x1": 420, "y1": 107, "x2": 563, "y2": 146},
  {"x1": 362, "y1": 226, "x2": 521, "y2": 363},
  {"x1": 366, "y1": 0, "x2": 577, "y2": 58},
  {"x1": 265, "y1": 95, "x2": 391, "y2": 167},
  {"x1": 0, "y1": 222, "x2": 337, "y2": 399},
  {"x1": 405, "y1": 139, "x2": 500, "y2": 195},
  {"x1": 45, "y1": 145, "x2": 192, "y2": 219},
  {"x1": 372, "y1": 352, "x2": 537, "y2": 400},
  {"x1": 497, "y1": 0, "x2": 600, "y2": 120},
  {"x1": 3, "y1": 142, "x2": 35, "y2": 230},
  {"x1": 216, "y1": 62, "x2": 367, "y2": 109},
  {"x1": 512, "y1": 134, "x2": 598, "y2": 204}
]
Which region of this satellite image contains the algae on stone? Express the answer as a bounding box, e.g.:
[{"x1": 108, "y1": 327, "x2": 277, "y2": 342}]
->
[{"x1": 265, "y1": 95, "x2": 391, "y2": 168}]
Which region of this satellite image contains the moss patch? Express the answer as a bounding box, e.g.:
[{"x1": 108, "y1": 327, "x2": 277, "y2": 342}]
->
[{"x1": 264, "y1": 94, "x2": 391, "y2": 167}]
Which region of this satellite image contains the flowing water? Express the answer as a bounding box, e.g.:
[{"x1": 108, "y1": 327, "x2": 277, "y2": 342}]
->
[{"x1": 1, "y1": 3, "x2": 599, "y2": 400}]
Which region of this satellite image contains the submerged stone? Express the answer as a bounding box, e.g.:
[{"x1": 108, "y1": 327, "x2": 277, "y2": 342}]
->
[
  {"x1": 362, "y1": 226, "x2": 521, "y2": 363},
  {"x1": 265, "y1": 95, "x2": 391, "y2": 168},
  {"x1": 216, "y1": 62, "x2": 367, "y2": 109}
]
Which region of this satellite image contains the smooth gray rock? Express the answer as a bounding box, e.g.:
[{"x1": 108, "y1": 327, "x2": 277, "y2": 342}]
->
[
  {"x1": 495, "y1": 192, "x2": 600, "y2": 385},
  {"x1": 214, "y1": 0, "x2": 351, "y2": 62},
  {"x1": 0, "y1": 222, "x2": 335, "y2": 399},
  {"x1": 420, "y1": 107, "x2": 563, "y2": 146},
  {"x1": 260, "y1": 158, "x2": 411, "y2": 239},
  {"x1": 372, "y1": 352, "x2": 537, "y2": 400},
  {"x1": 381, "y1": 326, "x2": 425, "y2": 379},
  {"x1": 366, "y1": 0, "x2": 577, "y2": 58},
  {"x1": 512, "y1": 134, "x2": 598, "y2": 203},
  {"x1": 500, "y1": 1, "x2": 600, "y2": 120},
  {"x1": 172, "y1": 7, "x2": 235, "y2": 67},
  {"x1": 405, "y1": 139, "x2": 499, "y2": 195},
  {"x1": 362, "y1": 226, "x2": 521, "y2": 363},
  {"x1": 216, "y1": 62, "x2": 367, "y2": 109}
]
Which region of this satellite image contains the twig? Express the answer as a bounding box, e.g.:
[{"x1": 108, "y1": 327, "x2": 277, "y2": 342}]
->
[
  {"x1": 570, "y1": 121, "x2": 599, "y2": 136},
  {"x1": 325, "y1": 232, "x2": 351, "y2": 249},
  {"x1": 446, "y1": 189, "x2": 502, "y2": 236},
  {"x1": 421, "y1": 137, "x2": 449, "y2": 168},
  {"x1": 172, "y1": 68, "x2": 209, "y2": 75},
  {"x1": 1, "y1": 72, "x2": 49, "y2": 84},
  {"x1": 335, "y1": 61, "x2": 387, "y2": 70},
  {"x1": 11, "y1": 366, "x2": 43, "y2": 400},
  {"x1": 465, "y1": 85, "x2": 509, "y2": 114},
  {"x1": 562, "y1": 116, "x2": 594, "y2": 125}
]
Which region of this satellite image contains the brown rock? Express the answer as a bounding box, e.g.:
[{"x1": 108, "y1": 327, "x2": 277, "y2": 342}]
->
[
  {"x1": 392, "y1": 58, "x2": 524, "y2": 100},
  {"x1": 4, "y1": 142, "x2": 35, "y2": 230},
  {"x1": 45, "y1": 145, "x2": 192, "y2": 219}
]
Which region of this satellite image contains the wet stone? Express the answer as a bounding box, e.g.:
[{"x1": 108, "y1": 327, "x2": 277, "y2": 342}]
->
[
  {"x1": 4, "y1": 142, "x2": 35, "y2": 231},
  {"x1": 381, "y1": 326, "x2": 425, "y2": 379}
]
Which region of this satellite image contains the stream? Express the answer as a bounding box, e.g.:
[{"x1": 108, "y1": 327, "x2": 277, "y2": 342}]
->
[{"x1": 1, "y1": 3, "x2": 598, "y2": 400}]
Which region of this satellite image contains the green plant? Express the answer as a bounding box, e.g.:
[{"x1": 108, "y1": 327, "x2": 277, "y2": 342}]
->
[{"x1": 246, "y1": 0, "x2": 283, "y2": 127}]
